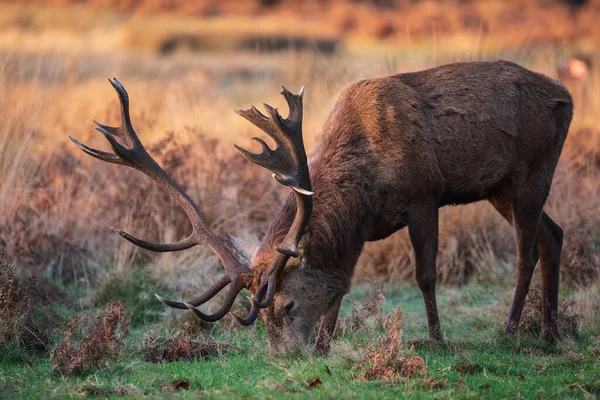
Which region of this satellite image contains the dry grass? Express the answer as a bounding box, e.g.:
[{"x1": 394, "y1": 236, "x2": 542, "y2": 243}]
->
[
  {"x1": 0, "y1": 4, "x2": 598, "y2": 319},
  {"x1": 1, "y1": 52, "x2": 599, "y2": 293},
  {"x1": 4, "y1": 0, "x2": 599, "y2": 55},
  {"x1": 567, "y1": 283, "x2": 600, "y2": 332},
  {"x1": 514, "y1": 289, "x2": 579, "y2": 338}
]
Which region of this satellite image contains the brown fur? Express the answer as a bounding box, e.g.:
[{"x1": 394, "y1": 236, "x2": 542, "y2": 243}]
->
[{"x1": 249, "y1": 60, "x2": 573, "y2": 354}]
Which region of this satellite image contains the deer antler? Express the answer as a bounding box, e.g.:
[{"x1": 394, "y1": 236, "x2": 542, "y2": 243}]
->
[
  {"x1": 69, "y1": 78, "x2": 261, "y2": 323},
  {"x1": 235, "y1": 86, "x2": 312, "y2": 257},
  {"x1": 235, "y1": 86, "x2": 313, "y2": 313}
]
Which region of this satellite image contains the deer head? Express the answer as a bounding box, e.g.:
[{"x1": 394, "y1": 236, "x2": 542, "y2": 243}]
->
[{"x1": 70, "y1": 79, "x2": 323, "y2": 354}]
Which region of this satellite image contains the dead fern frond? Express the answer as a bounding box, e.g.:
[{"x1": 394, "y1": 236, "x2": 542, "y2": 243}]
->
[
  {"x1": 353, "y1": 306, "x2": 426, "y2": 381},
  {"x1": 143, "y1": 322, "x2": 239, "y2": 363},
  {"x1": 50, "y1": 301, "x2": 130, "y2": 377},
  {"x1": 351, "y1": 285, "x2": 385, "y2": 333}
]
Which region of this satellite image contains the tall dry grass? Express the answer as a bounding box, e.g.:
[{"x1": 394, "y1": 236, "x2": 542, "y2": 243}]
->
[{"x1": 0, "y1": 26, "x2": 598, "y2": 305}]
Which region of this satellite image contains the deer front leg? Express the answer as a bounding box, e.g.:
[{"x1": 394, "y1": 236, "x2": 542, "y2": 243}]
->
[
  {"x1": 314, "y1": 294, "x2": 344, "y2": 355},
  {"x1": 409, "y1": 204, "x2": 443, "y2": 341}
]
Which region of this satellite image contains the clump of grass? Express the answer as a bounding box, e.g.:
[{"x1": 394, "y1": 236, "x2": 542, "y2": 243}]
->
[
  {"x1": 515, "y1": 288, "x2": 579, "y2": 338},
  {"x1": 50, "y1": 301, "x2": 130, "y2": 377},
  {"x1": 571, "y1": 283, "x2": 600, "y2": 332},
  {"x1": 142, "y1": 323, "x2": 239, "y2": 363}
]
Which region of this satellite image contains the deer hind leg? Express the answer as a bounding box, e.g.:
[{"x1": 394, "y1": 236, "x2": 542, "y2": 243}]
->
[
  {"x1": 538, "y1": 212, "x2": 563, "y2": 340},
  {"x1": 408, "y1": 203, "x2": 443, "y2": 341},
  {"x1": 489, "y1": 188, "x2": 558, "y2": 337},
  {"x1": 489, "y1": 196, "x2": 538, "y2": 335}
]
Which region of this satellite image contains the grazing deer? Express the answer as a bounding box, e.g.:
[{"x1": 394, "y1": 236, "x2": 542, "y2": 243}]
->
[{"x1": 71, "y1": 60, "x2": 572, "y2": 355}]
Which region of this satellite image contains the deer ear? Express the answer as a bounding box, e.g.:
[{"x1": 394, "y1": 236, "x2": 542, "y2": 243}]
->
[{"x1": 226, "y1": 234, "x2": 258, "y2": 263}]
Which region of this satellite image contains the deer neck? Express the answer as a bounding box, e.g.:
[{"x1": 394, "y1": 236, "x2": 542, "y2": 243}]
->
[{"x1": 264, "y1": 164, "x2": 367, "y2": 279}]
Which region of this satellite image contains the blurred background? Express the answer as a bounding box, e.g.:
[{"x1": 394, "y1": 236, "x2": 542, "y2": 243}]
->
[{"x1": 0, "y1": 0, "x2": 599, "y2": 318}]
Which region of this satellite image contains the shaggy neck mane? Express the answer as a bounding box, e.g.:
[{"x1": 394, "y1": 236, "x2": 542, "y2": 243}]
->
[{"x1": 263, "y1": 123, "x2": 374, "y2": 277}]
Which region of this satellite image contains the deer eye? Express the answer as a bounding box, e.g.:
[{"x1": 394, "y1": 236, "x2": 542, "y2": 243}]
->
[{"x1": 284, "y1": 301, "x2": 295, "y2": 314}]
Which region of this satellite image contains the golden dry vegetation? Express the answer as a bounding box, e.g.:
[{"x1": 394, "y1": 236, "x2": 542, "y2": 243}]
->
[{"x1": 0, "y1": 0, "x2": 599, "y2": 312}]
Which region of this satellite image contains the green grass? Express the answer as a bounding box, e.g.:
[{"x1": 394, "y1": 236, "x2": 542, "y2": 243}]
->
[{"x1": 1, "y1": 283, "x2": 599, "y2": 399}]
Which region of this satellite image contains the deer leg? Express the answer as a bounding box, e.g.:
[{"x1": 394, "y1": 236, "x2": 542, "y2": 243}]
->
[
  {"x1": 489, "y1": 196, "x2": 538, "y2": 333},
  {"x1": 489, "y1": 196, "x2": 561, "y2": 339},
  {"x1": 314, "y1": 294, "x2": 344, "y2": 355},
  {"x1": 504, "y1": 189, "x2": 545, "y2": 336},
  {"x1": 409, "y1": 204, "x2": 443, "y2": 341},
  {"x1": 538, "y1": 212, "x2": 563, "y2": 340}
]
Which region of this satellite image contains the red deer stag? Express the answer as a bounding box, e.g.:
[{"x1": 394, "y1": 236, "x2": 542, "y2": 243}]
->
[{"x1": 70, "y1": 61, "x2": 573, "y2": 355}]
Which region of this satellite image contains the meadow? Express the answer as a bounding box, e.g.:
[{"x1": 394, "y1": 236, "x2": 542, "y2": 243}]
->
[{"x1": 1, "y1": 1, "x2": 600, "y2": 398}]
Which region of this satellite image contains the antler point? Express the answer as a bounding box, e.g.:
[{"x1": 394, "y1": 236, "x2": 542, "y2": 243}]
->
[
  {"x1": 277, "y1": 247, "x2": 300, "y2": 258},
  {"x1": 293, "y1": 186, "x2": 314, "y2": 196}
]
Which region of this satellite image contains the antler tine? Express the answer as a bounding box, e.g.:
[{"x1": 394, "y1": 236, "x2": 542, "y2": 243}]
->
[
  {"x1": 234, "y1": 302, "x2": 261, "y2": 326},
  {"x1": 233, "y1": 280, "x2": 268, "y2": 326},
  {"x1": 235, "y1": 106, "x2": 272, "y2": 133},
  {"x1": 71, "y1": 78, "x2": 253, "y2": 323},
  {"x1": 105, "y1": 77, "x2": 139, "y2": 148},
  {"x1": 280, "y1": 85, "x2": 304, "y2": 130},
  {"x1": 185, "y1": 279, "x2": 247, "y2": 322},
  {"x1": 69, "y1": 136, "x2": 123, "y2": 165},
  {"x1": 243, "y1": 252, "x2": 292, "y2": 310},
  {"x1": 155, "y1": 275, "x2": 231, "y2": 310},
  {"x1": 276, "y1": 192, "x2": 312, "y2": 257}
]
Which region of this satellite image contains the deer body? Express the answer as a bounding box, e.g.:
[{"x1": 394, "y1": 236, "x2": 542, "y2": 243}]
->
[
  {"x1": 72, "y1": 60, "x2": 572, "y2": 356},
  {"x1": 254, "y1": 61, "x2": 572, "y2": 352}
]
